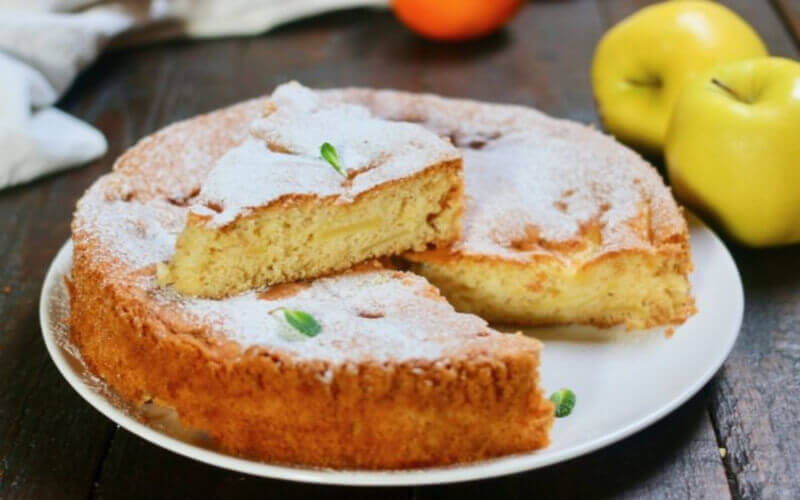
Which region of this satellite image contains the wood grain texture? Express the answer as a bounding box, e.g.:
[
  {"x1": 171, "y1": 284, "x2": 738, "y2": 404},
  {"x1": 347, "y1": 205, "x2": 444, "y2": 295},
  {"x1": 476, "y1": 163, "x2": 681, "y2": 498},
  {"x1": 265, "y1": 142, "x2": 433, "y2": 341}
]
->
[
  {"x1": 92, "y1": 429, "x2": 412, "y2": 500},
  {"x1": 712, "y1": 243, "x2": 800, "y2": 500},
  {"x1": 0, "y1": 1, "x2": 797, "y2": 499},
  {"x1": 0, "y1": 156, "x2": 116, "y2": 499},
  {"x1": 418, "y1": 391, "x2": 730, "y2": 500},
  {"x1": 774, "y1": 0, "x2": 800, "y2": 45},
  {"x1": 723, "y1": 0, "x2": 799, "y2": 58}
]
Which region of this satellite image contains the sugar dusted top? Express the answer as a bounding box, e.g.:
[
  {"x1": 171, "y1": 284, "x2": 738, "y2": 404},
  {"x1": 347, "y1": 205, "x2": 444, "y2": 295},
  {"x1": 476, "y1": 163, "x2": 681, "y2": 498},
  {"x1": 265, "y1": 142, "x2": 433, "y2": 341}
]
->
[
  {"x1": 453, "y1": 130, "x2": 669, "y2": 261},
  {"x1": 170, "y1": 269, "x2": 496, "y2": 363},
  {"x1": 72, "y1": 83, "x2": 687, "y2": 366},
  {"x1": 191, "y1": 82, "x2": 461, "y2": 226},
  {"x1": 322, "y1": 87, "x2": 688, "y2": 262}
]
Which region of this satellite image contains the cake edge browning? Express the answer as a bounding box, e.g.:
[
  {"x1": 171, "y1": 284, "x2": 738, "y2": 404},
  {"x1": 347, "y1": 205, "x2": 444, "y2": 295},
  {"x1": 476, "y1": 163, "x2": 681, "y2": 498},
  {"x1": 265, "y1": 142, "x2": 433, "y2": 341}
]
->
[{"x1": 69, "y1": 240, "x2": 553, "y2": 468}]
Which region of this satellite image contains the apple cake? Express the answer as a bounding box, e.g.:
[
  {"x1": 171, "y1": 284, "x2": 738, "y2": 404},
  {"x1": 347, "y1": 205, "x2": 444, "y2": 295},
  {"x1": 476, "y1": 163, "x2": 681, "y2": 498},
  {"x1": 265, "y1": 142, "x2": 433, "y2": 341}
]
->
[
  {"x1": 159, "y1": 82, "x2": 464, "y2": 298},
  {"x1": 321, "y1": 88, "x2": 696, "y2": 329},
  {"x1": 69, "y1": 96, "x2": 553, "y2": 469}
]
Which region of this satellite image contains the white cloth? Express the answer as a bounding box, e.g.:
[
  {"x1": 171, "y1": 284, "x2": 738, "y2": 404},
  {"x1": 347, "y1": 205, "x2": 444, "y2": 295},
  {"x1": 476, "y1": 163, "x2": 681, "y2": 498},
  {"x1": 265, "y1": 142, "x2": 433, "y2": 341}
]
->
[{"x1": 0, "y1": 0, "x2": 387, "y2": 189}]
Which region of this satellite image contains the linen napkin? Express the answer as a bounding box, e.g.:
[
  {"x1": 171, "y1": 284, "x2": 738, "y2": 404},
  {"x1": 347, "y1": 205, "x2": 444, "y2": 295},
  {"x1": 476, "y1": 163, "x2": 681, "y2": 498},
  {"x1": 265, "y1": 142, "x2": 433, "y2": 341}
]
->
[{"x1": 0, "y1": 0, "x2": 387, "y2": 190}]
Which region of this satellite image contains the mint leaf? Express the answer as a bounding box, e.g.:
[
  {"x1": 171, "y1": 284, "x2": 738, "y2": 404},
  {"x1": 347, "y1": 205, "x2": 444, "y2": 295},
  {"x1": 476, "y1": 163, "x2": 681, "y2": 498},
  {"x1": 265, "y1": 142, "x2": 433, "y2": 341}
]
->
[
  {"x1": 549, "y1": 388, "x2": 576, "y2": 418},
  {"x1": 283, "y1": 309, "x2": 321, "y2": 337},
  {"x1": 320, "y1": 142, "x2": 346, "y2": 177}
]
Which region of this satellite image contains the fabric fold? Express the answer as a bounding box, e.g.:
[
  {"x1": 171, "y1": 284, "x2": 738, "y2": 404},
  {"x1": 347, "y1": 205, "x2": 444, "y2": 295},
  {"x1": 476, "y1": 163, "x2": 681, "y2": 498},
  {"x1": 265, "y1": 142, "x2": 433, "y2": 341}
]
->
[{"x1": 0, "y1": 0, "x2": 388, "y2": 190}]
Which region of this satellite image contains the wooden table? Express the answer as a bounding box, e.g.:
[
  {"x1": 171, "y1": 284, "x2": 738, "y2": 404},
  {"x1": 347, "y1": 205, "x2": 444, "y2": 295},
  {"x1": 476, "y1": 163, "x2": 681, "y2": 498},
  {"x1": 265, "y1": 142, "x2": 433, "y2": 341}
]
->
[{"x1": 1, "y1": 1, "x2": 798, "y2": 498}]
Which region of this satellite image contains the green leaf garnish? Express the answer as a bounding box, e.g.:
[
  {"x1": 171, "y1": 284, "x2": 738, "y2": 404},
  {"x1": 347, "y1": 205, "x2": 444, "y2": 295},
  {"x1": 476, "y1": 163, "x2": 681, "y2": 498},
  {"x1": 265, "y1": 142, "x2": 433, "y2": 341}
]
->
[
  {"x1": 549, "y1": 388, "x2": 576, "y2": 418},
  {"x1": 282, "y1": 309, "x2": 321, "y2": 337},
  {"x1": 320, "y1": 142, "x2": 346, "y2": 177}
]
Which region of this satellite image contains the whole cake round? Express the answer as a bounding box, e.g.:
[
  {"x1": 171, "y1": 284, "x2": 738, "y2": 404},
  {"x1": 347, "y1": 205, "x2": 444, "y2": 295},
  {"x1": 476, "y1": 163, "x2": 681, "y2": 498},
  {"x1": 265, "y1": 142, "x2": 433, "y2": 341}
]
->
[
  {"x1": 69, "y1": 84, "x2": 693, "y2": 469},
  {"x1": 69, "y1": 88, "x2": 556, "y2": 469}
]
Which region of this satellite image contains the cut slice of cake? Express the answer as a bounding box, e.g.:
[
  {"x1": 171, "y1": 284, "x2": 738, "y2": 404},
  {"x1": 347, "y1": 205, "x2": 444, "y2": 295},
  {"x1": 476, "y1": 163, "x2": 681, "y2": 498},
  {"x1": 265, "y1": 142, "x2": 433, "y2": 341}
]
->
[
  {"x1": 406, "y1": 131, "x2": 695, "y2": 329},
  {"x1": 160, "y1": 82, "x2": 464, "y2": 298},
  {"x1": 324, "y1": 88, "x2": 696, "y2": 330}
]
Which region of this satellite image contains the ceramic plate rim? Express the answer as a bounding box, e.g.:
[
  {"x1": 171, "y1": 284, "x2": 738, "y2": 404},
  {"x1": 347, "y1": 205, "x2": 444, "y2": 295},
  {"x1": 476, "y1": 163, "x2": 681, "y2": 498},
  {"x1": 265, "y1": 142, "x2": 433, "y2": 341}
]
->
[{"x1": 40, "y1": 219, "x2": 743, "y2": 486}]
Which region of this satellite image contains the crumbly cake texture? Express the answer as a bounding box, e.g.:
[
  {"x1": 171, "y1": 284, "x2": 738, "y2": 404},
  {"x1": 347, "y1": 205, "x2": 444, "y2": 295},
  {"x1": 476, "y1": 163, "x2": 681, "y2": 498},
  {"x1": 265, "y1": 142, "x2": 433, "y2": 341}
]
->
[
  {"x1": 319, "y1": 88, "x2": 696, "y2": 329},
  {"x1": 69, "y1": 94, "x2": 553, "y2": 469},
  {"x1": 162, "y1": 82, "x2": 464, "y2": 298}
]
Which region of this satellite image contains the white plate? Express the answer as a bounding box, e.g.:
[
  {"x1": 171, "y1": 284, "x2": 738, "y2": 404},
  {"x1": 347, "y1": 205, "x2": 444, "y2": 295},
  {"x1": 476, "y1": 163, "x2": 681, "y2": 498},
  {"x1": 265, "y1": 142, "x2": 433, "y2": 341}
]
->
[{"x1": 40, "y1": 215, "x2": 743, "y2": 486}]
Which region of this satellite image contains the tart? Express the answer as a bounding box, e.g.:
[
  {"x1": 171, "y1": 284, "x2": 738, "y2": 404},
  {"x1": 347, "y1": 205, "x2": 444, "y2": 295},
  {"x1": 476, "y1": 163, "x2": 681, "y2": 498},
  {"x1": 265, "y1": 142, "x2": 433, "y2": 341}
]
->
[
  {"x1": 69, "y1": 95, "x2": 552, "y2": 469},
  {"x1": 322, "y1": 88, "x2": 697, "y2": 329},
  {"x1": 160, "y1": 82, "x2": 464, "y2": 298}
]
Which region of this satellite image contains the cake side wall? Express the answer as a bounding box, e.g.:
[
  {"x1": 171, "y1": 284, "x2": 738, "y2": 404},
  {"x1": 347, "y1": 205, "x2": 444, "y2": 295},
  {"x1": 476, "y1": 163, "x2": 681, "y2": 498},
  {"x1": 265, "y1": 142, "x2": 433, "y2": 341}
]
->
[{"x1": 69, "y1": 241, "x2": 553, "y2": 468}]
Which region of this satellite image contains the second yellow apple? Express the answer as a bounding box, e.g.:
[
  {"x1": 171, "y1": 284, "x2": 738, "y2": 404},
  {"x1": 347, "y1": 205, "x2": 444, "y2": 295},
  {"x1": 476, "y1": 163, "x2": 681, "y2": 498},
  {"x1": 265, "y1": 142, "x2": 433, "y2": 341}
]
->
[{"x1": 665, "y1": 57, "x2": 800, "y2": 247}]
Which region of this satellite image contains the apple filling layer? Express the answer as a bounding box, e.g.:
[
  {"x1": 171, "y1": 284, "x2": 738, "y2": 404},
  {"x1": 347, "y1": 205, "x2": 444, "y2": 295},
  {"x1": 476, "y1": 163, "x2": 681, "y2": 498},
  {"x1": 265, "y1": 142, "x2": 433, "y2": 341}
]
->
[
  {"x1": 408, "y1": 248, "x2": 694, "y2": 330},
  {"x1": 160, "y1": 163, "x2": 463, "y2": 298}
]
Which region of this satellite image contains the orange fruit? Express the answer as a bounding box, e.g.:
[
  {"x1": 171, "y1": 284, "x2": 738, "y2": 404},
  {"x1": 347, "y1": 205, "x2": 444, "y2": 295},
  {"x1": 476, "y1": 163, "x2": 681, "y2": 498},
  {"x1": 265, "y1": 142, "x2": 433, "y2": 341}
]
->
[{"x1": 392, "y1": 0, "x2": 523, "y2": 41}]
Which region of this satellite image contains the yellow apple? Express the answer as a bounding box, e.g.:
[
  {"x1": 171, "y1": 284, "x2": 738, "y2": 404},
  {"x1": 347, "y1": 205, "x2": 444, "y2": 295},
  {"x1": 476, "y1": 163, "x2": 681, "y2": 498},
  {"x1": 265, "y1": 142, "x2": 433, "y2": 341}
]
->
[
  {"x1": 592, "y1": 1, "x2": 767, "y2": 153},
  {"x1": 666, "y1": 57, "x2": 800, "y2": 247}
]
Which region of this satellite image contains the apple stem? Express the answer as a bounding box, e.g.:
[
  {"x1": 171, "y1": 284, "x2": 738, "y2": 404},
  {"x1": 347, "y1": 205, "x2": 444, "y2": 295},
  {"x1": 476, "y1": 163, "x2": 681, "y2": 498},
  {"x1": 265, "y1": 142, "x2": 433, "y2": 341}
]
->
[
  {"x1": 711, "y1": 78, "x2": 743, "y2": 102},
  {"x1": 626, "y1": 75, "x2": 662, "y2": 89}
]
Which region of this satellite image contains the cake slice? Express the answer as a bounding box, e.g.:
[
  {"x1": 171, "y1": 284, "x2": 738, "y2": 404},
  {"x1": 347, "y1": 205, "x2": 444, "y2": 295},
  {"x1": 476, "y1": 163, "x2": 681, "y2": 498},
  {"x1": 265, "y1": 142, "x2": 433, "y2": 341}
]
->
[
  {"x1": 324, "y1": 88, "x2": 696, "y2": 330},
  {"x1": 160, "y1": 82, "x2": 463, "y2": 298},
  {"x1": 406, "y1": 131, "x2": 695, "y2": 330}
]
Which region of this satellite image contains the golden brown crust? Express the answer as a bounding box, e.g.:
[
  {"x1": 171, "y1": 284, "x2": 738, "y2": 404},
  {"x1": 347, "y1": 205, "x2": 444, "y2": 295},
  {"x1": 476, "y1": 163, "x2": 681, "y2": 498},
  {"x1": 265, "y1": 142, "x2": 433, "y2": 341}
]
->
[{"x1": 69, "y1": 243, "x2": 552, "y2": 468}]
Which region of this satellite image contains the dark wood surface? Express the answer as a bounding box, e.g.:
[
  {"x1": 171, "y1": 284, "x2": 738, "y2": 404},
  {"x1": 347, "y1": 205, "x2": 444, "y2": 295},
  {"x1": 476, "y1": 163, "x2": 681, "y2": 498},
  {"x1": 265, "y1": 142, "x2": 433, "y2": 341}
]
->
[
  {"x1": 776, "y1": 0, "x2": 800, "y2": 44},
  {"x1": 1, "y1": 1, "x2": 798, "y2": 498}
]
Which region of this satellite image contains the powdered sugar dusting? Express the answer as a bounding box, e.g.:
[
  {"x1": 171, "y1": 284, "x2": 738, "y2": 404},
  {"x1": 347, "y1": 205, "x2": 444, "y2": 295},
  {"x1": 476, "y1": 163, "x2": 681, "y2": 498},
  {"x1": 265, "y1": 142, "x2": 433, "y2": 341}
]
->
[
  {"x1": 112, "y1": 98, "x2": 265, "y2": 203},
  {"x1": 74, "y1": 177, "x2": 183, "y2": 270},
  {"x1": 193, "y1": 140, "x2": 345, "y2": 226},
  {"x1": 456, "y1": 130, "x2": 652, "y2": 260},
  {"x1": 172, "y1": 270, "x2": 493, "y2": 363},
  {"x1": 71, "y1": 83, "x2": 687, "y2": 368},
  {"x1": 324, "y1": 87, "x2": 686, "y2": 259},
  {"x1": 193, "y1": 82, "x2": 460, "y2": 227}
]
